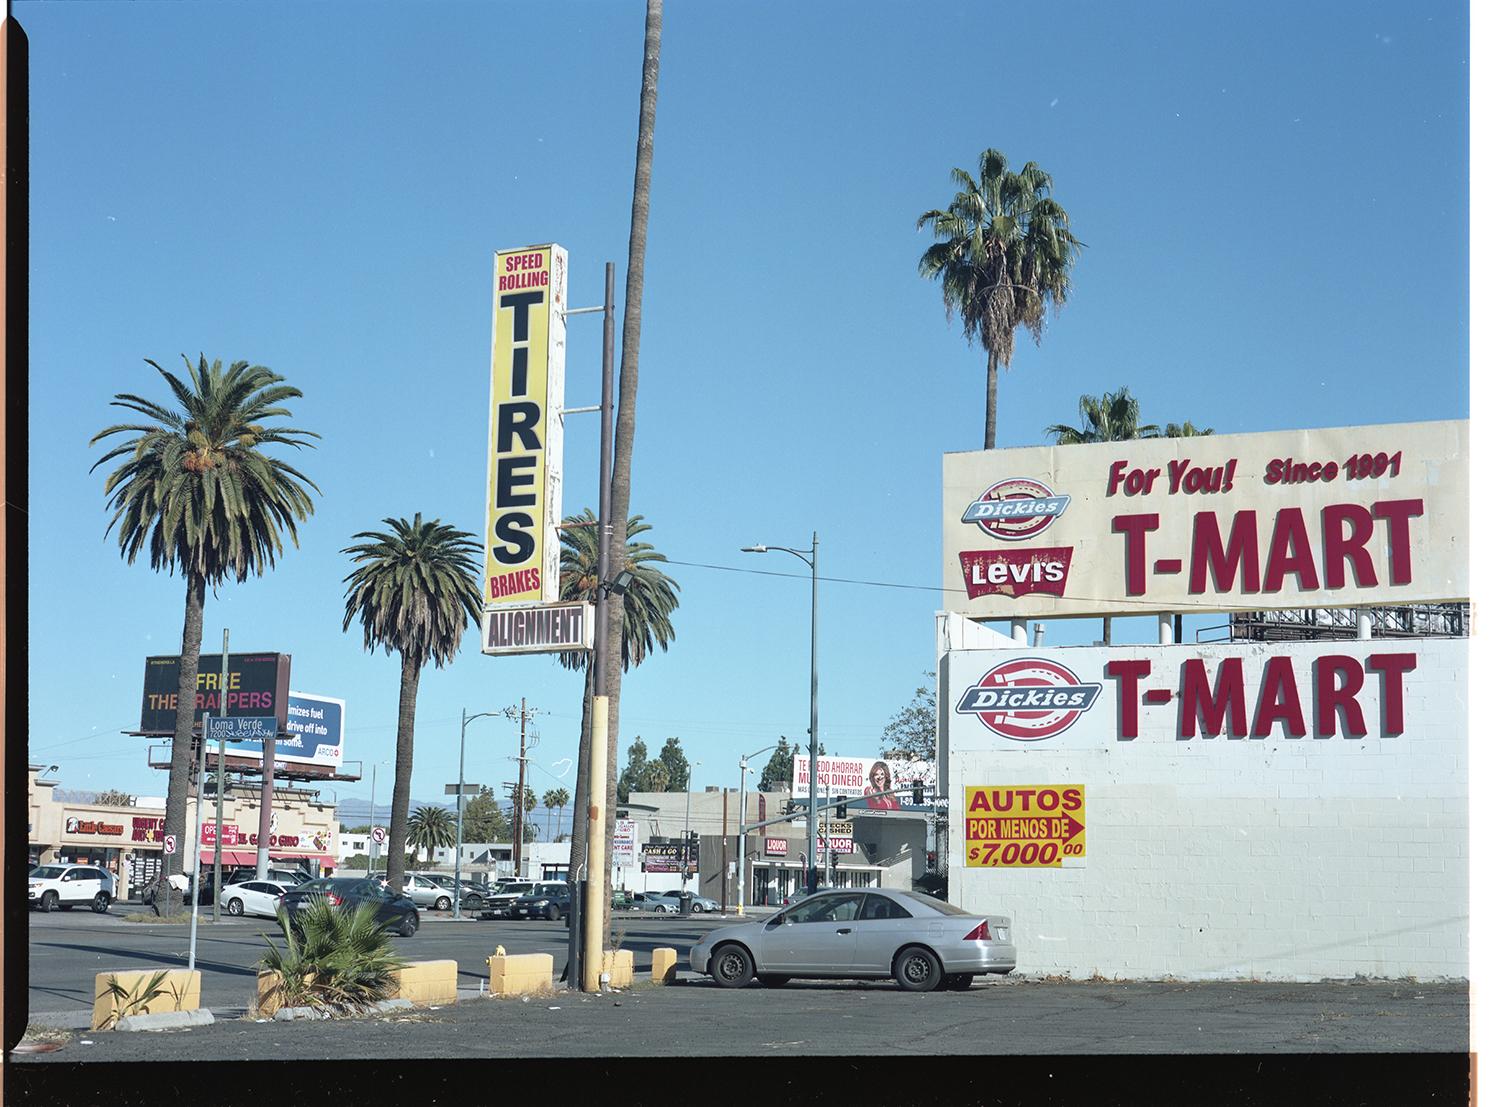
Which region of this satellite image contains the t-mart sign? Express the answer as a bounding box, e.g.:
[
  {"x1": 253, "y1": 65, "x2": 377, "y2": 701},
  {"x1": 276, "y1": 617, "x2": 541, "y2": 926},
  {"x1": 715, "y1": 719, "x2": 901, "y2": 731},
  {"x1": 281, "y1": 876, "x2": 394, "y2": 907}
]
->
[
  {"x1": 482, "y1": 602, "x2": 594, "y2": 655},
  {"x1": 943, "y1": 419, "x2": 1467, "y2": 618},
  {"x1": 947, "y1": 639, "x2": 1464, "y2": 749}
]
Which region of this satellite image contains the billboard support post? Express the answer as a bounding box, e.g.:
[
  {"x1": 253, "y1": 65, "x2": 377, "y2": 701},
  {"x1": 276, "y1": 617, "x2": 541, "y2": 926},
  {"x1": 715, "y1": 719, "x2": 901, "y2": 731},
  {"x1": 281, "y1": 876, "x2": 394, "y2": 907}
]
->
[
  {"x1": 256, "y1": 729, "x2": 273, "y2": 881},
  {"x1": 187, "y1": 710, "x2": 209, "y2": 972},
  {"x1": 212, "y1": 630, "x2": 228, "y2": 921}
]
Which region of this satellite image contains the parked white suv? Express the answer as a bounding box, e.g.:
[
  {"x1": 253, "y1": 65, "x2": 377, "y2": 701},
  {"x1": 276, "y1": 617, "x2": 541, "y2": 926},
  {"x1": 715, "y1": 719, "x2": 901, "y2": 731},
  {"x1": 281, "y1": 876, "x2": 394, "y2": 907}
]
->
[{"x1": 29, "y1": 864, "x2": 116, "y2": 913}]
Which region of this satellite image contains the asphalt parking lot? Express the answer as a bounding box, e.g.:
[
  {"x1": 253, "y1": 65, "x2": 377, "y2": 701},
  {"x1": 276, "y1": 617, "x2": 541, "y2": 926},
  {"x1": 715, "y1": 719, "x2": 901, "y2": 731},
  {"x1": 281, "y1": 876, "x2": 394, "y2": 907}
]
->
[{"x1": 19, "y1": 903, "x2": 1469, "y2": 1062}]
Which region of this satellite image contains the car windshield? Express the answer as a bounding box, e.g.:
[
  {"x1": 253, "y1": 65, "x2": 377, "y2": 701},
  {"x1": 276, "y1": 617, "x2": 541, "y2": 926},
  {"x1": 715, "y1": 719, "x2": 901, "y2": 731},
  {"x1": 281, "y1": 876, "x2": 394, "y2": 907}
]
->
[
  {"x1": 30, "y1": 866, "x2": 67, "y2": 880},
  {"x1": 905, "y1": 892, "x2": 971, "y2": 916},
  {"x1": 498, "y1": 883, "x2": 531, "y2": 894}
]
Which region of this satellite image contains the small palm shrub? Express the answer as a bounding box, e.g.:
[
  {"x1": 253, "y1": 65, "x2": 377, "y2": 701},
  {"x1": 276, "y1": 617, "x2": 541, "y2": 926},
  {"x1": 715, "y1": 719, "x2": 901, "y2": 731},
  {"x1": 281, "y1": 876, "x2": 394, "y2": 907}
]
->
[{"x1": 260, "y1": 900, "x2": 403, "y2": 1014}]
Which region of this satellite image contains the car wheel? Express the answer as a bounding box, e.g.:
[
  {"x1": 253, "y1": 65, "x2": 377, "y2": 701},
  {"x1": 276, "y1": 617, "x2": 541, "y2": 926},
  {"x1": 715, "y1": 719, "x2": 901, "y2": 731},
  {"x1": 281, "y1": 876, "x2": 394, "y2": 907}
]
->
[
  {"x1": 547, "y1": 904, "x2": 561, "y2": 922},
  {"x1": 940, "y1": 973, "x2": 974, "y2": 991},
  {"x1": 91, "y1": 893, "x2": 111, "y2": 914},
  {"x1": 758, "y1": 974, "x2": 791, "y2": 988},
  {"x1": 434, "y1": 896, "x2": 451, "y2": 912},
  {"x1": 464, "y1": 894, "x2": 483, "y2": 909},
  {"x1": 227, "y1": 898, "x2": 244, "y2": 916},
  {"x1": 692, "y1": 903, "x2": 703, "y2": 913},
  {"x1": 40, "y1": 892, "x2": 57, "y2": 913},
  {"x1": 709, "y1": 943, "x2": 755, "y2": 988},
  {"x1": 894, "y1": 947, "x2": 943, "y2": 993},
  {"x1": 399, "y1": 912, "x2": 419, "y2": 937},
  {"x1": 654, "y1": 906, "x2": 666, "y2": 913}
]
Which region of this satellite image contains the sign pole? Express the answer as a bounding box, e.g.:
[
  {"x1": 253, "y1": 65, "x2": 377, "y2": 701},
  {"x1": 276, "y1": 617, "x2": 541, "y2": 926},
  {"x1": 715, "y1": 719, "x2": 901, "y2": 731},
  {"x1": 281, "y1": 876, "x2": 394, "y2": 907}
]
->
[
  {"x1": 368, "y1": 763, "x2": 378, "y2": 875},
  {"x1": 187, "y1": 710, "x2": 209, "y2": 971},
  {"x1": 212, "y1": 629, "x2": 228, "y2": 922}
]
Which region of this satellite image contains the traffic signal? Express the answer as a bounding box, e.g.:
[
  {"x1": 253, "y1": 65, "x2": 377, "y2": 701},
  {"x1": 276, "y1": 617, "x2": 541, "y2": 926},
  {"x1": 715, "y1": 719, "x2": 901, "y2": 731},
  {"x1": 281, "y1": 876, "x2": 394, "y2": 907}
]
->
[
  {"x1": 836, "y1": 796, "x2": 848, "y2": 819},
  {"x1": 912, "y1": 781, "x2": 924, "y2": 806}
]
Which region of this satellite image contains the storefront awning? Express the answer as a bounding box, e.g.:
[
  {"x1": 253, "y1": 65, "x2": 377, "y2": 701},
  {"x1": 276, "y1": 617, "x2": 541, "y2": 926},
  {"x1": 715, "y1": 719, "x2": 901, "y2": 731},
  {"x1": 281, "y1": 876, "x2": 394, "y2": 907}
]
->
[{"x1": 198, "y1": 850, "x2": 258, "y2": 866}]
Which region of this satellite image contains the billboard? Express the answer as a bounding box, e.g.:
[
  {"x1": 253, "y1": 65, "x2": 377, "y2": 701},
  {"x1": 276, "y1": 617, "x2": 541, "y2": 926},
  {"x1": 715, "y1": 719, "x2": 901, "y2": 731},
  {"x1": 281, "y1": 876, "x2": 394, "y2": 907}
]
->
[
  {"x1": 484, "y1": 244, "x2": 567, "y2": 609},
  {"x1": 641, "y1": 841, "x2": 698, "y2": 873},
  {"x1": 947, "y1": 639, "x2": 1461, "y2": 751},
  {"x1": 964, "y1": 784, "x2": 1086, "y2": 868},
  {"x1": 613, "y1": 819, "x2": 636, "y2": 866},
  {"x1": 138, "y1": 653, "x2": 291, "y2": 735},
  {"x1": 792, "y1": 755, "x2": 935, "y2": 811},
  {"x1": 942, "y1": 420, "x2": 1467, "y2": 618},
  {"x1": 220, "y1": 691, "x2": 345, "y2": 770}
]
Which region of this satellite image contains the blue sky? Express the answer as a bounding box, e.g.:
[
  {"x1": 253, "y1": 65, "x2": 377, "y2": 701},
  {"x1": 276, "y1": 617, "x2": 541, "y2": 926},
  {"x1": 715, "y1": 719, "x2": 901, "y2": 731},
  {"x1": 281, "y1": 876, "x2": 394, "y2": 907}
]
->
[{"x1": 22, "y1": 2, "x2": 1468, "y2": 818}]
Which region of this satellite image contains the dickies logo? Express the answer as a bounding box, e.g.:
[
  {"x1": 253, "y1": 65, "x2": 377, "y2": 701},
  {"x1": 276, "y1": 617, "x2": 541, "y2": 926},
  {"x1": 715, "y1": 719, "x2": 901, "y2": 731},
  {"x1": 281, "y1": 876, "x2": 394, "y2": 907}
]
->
[
  {"x1": 962, "y1": 478, "x2": 1071, "y2": 542},
  {"x1": 957, "y1": 657, "x2": 1102, "y2": 742}
]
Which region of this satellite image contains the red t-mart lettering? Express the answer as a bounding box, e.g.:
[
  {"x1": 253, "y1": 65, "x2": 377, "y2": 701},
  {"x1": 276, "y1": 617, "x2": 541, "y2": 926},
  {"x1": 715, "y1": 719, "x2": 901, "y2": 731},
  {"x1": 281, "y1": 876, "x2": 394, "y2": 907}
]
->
[
  {"x1": 1104, "y1": 653, "x2": 1418, "y2": 739},
  {"x1": 1111, "y1": 499, "x2": 1424, "y2": 596}
]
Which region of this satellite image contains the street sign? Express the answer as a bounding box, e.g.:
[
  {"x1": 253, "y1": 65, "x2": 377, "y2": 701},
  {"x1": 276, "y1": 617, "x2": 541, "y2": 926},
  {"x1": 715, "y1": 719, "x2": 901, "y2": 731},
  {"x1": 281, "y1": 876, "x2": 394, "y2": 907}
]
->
[
  {"x1": 444, "y1": 784, "x2": 482, "y2": 795},
  {"x1": 206, "y1": 715, "x2": 280, "y2": 742},
  {"x1": 481, "y1": 602, "x2": 594, "y2": 655},
  {"x1": 164, "y1": 834, "x2": 177, "y2": 856},
  {"x1": 371, "y1": 826, "x2": 387, "y2": 844}
]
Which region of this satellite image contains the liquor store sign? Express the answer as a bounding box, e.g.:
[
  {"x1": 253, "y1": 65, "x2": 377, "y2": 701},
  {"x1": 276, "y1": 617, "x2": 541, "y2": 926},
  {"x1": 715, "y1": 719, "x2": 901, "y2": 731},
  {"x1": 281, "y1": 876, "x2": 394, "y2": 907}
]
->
[{"x1": 943, "y1": 419, "x2": 1468, "y2": 618}]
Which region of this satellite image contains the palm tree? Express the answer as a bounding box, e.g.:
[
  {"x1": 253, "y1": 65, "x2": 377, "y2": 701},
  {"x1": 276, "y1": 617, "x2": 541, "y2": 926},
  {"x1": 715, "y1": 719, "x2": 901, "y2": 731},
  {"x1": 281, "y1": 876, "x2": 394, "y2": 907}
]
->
[
  {"x1": 341, "y1": 515, "x2": 483, "y2": 890},
  {"x1": 1047, "y1": 387, "x2": 1158, "y2": 445},
  {"x1": 91, "y1": 355, "x2": 318, "y2": 914},
  {"x1": 1155, "y1": 421, "x2": 1215, "y2": 438},
  {"x1": 918, "y1": 149, "x2": 1083, "y2": 449},
  {"x1": 593, "y1": 0, "x2": 664, "y2": 936},
  {"x1": 406, "y1": 806, "x2": 456, "y2": 864},
  {"x1": 557, "y1": 510, "x2": 679, "y2": 878},
  {"x1": 542, "y1": 788, "x2": 570, "y2": 841}
]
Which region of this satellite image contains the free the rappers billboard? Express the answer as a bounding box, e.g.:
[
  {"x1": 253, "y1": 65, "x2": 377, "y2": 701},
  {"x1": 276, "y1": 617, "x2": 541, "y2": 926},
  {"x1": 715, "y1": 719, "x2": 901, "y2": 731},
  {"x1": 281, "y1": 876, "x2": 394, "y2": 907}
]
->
[
  {"x1": 484, "y1": 244, "x2": 567, "y2": 609},
  {"x1": 942, "y1": 420, "x2": 1467, "y2": 619}
]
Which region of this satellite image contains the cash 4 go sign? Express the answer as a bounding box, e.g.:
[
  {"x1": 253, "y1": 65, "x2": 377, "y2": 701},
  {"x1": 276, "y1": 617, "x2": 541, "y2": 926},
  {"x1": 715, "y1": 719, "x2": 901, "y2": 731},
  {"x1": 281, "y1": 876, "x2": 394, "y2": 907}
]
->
[{"x1": 965, "y1": 785, "x2": 1086, "y2": 868}]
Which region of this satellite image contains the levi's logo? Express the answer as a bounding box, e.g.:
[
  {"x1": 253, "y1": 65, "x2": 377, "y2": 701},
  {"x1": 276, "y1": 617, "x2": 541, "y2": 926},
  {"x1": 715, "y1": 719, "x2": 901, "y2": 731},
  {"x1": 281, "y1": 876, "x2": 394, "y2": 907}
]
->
[{"x1": 958, "y1": 548, "x2": 1073, "y2": 599}]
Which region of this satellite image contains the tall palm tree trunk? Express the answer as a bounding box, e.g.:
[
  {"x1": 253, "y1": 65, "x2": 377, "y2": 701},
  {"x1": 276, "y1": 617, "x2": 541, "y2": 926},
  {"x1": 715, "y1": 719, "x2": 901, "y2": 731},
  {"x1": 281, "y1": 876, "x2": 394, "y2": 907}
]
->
[
  {"x1": 384, "y1": 651, "x2": 422, "y2": 889},
  {"x1": 601, "y1": 0, "x2": 663, "y2": 932},
  {"x1": 567, "y1": 655, "x2": 594, "y2": 878},
  {"x1": 157, "y1": 570, "x2": 206, "y2": 916},
  {"x1": 984, "y1": 351, "x2": 999, "y2": 449}
]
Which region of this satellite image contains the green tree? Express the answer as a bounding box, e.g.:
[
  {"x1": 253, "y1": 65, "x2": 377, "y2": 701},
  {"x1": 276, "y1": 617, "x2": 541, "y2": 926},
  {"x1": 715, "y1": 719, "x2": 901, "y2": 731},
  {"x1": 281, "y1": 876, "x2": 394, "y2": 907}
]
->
[
  {"x1": 341, "y1": 515, "x2": 483, "y2": 890},
  {"x1": 616, "y1": 736, "x2": 652, "y2": 803},
  {"x1": 459, "y1": 785, "x2": 507, "y2": 842},
  {"x1": 882, "y1": 675, "x2": 937, "y2": 763},
  {"x1": 91, "y1": 355, "x2": 319, "y2": 914},
  {"x1": 758, "y1": 737, "x2": 798, "y2": 792},
  {"x1": 918, "y1": 149, "x2": 1083, "y2": 449},
  {"x1": 556, "y1": 513, "x2": 680, "y2": 873},
  {"x1": 1047, "y1": 387, "x2": 1157, "y2": 444},
  {"x1": 638, "y1": 758, "x2": 670, "y2": 793},
  {"x1": 406, "y1": 805, "x2": 456, "y2": 863},
  {"x1": 658, "y1": 737, "x2": 690, "y2": 791}
]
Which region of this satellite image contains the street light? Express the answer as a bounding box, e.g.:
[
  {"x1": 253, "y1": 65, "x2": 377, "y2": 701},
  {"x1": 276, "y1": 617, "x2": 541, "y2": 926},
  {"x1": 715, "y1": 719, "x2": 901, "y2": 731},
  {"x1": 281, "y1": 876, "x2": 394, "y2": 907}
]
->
[
  {"x1": 455, "y1": 709, "x2": 502, "y2": 918},
  {"x1": 742, "y1": 533, "x2": 819, "y2": 895},
  {"x1": 736, "y1": 743, "x2": 779, "y2": 914}
]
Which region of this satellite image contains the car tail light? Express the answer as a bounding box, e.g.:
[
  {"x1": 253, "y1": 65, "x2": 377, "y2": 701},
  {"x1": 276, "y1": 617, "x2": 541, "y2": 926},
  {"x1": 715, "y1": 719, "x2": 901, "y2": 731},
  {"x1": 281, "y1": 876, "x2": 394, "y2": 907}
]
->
[
  {"x1": 962, "y1": 920, "x2": 992, "y2": 942},
  {"x1": 325, "y1": 893, "x2": 342, "y2": 906}
]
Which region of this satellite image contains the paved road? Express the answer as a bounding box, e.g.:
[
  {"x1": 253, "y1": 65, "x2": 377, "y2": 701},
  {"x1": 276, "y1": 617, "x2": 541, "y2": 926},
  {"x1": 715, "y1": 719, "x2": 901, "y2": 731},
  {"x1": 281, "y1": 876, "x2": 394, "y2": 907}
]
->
[{"x1": 24, "y1": 904, "x2": 727, "y2": 1020}]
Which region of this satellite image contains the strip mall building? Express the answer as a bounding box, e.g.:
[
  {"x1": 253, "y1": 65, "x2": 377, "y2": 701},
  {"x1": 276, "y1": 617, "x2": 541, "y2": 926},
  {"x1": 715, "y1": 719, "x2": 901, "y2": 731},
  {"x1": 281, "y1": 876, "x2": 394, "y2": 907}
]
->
[{"x1": 938, "y1": 420, "x2": 1468, "y2": 981}]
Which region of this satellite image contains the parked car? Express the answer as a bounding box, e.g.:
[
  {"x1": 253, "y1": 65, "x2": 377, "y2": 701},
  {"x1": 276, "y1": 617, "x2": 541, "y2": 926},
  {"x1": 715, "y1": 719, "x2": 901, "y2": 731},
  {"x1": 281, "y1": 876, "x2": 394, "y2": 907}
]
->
[
  {"x1": 219, "y1": 880, "x2": 293, "y2": 919},
  {"x1": 688, "y1": 889, "x2": 1015, "y2": 992},
  {"x1": 426, "y1": 874, "x2": 487, "y2": 910},
  {"x1": 279, "y1": 877, "x2": 421, "y2": 937},
  {"x1": 141, "y1": 872, "x2": 213, "y2": 907},
  {"x1": 678, "y1": 892, "x2": 722, "y2": 914},
  {"x1": 392, "y1": 873, "x2": 459, "y2": 911},
  {"x1": 638, "y1": 891, "x2": 680, "y2": 913},
  {"x1": 481, "y1": 880, "x2": 569, "y2": 919},
  {"x1": 28, "y1": 864, "x2": 116, "y2": 913},
  {"x1": 223, "y1": 865, "x2": 311, "y2": 887},
  {"x1": 511, "y1": 887, "x2": 572, "y2": 922}
]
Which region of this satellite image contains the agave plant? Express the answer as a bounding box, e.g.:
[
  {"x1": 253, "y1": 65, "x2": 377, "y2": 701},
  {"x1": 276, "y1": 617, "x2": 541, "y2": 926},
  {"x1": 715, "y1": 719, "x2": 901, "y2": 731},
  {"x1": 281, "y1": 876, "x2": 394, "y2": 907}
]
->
[{"x1": 260, "y1": 900, "x2": 403, "y2": 1014}]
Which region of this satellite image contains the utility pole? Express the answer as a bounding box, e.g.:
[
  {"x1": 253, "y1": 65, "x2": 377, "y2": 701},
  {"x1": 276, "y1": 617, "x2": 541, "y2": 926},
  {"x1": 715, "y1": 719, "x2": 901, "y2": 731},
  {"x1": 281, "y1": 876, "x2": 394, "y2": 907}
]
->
[
  {"x1": 505, "y1": 699, "x2": 540, "y2": 880},
  {"x1": 211, "y1": 630, "x2": 229, "y2": 921}
]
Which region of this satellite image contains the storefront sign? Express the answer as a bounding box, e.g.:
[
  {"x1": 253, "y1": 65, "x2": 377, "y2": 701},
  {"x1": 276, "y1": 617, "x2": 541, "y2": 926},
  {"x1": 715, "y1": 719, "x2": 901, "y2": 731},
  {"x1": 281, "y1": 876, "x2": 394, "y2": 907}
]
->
[
  {"x1": 138, "y1": 653, "x2": 292, "y2": 735},
  {"x1": 964, "y1": 785, "x2": 1086, "y2": 867},
  {"x1": 943, "y1": 420, "x2": 1468, "y2": 618},
  {"x1": 764, "y1": 838, "x2": 788, "y2": 856},
  {"x1": 484, "y1": 244, "x2": 567, "y2": 608},
  {"x1": 64, "y1": 816, "x2": 125, "y2": 837},
  {"x1": 948, "y1": 640, "x2": 1462, "y2": 749},
  {"x1": 641, "y1": 842, "x2": 698, "y2": 873},
  {"x1": 482, "y1": 602, "x2": 593, "y2": 655},
  {"x1": 201, "y1": 823, "x2": 243, "y2": 846},
  {"x1": 613, "y1": 819, "x2": 636, "y2": 865},
  {"x1": 792, "y1": 755, "x2": 935, "y2": 811},
  {"x1": 132, "y1": 816, "x2": 165, "y2": 843}
]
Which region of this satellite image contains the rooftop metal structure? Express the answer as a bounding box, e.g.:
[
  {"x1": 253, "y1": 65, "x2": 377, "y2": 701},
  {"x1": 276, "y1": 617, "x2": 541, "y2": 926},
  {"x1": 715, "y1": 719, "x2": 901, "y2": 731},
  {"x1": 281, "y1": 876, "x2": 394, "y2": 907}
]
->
[{"x1": 1218, "y1": 603, "x2": 1470, "y2": 643}]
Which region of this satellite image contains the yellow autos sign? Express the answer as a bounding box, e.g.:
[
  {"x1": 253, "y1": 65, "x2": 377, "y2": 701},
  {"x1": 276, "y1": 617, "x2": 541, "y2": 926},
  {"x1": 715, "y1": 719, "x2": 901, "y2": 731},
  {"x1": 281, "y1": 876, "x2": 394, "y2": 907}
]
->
[{"x1": 485, "y1": 244, "x2": 567, "y2": 607}]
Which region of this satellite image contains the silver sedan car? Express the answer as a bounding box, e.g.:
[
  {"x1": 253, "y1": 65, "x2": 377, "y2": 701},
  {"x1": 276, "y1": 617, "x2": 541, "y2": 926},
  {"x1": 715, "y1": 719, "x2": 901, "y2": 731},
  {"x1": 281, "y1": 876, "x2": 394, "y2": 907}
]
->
[{"x1": 688, "y1": 889, "x2": 1014, "y2": 992}]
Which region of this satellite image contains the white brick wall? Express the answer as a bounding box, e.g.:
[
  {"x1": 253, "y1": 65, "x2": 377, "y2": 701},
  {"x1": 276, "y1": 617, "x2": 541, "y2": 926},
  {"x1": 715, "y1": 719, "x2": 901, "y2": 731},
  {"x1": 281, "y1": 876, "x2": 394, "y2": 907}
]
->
[{"x1": 944, "y1": 639, "x2": 1467, "y2": 981}]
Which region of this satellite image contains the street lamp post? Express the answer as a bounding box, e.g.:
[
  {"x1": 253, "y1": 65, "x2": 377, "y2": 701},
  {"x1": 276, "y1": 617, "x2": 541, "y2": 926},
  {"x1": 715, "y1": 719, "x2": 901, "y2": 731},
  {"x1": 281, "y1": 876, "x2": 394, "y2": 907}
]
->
[
  {"x1": 455, "y1": 709, "x2": 502, "y2": 918},
  {"x1": 681, "y1": 761, "x2": 701, "y2": 898},
  {"x1": 742, "y1": 532, "x2": 819, "y2": 895},
  {"x1": 737, "y1": 743, "x2": 779, "y2": 914}
]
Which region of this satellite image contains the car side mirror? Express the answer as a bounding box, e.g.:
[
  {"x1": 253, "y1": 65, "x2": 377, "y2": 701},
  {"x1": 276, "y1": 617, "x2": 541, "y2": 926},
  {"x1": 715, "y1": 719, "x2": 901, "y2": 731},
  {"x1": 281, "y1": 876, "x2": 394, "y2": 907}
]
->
[{"x1": 766, "y1": 915, "x2": 782, "y2": 929}]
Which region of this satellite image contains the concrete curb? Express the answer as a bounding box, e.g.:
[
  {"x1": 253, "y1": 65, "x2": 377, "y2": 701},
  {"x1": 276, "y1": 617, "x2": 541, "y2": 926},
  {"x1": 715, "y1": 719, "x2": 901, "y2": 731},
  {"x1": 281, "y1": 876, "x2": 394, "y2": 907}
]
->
[
  {"x1": 114, "y1": 1009, "x2": 215, "y2": 1032},
  {"x1": 273, "y1": 1007, "x2": 324, "y2": 1021}
]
